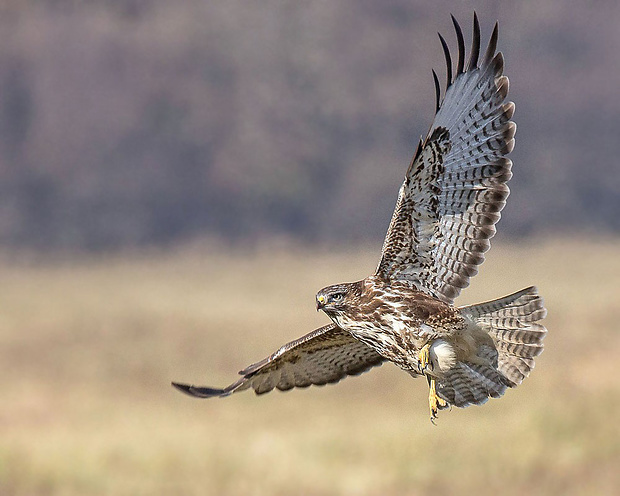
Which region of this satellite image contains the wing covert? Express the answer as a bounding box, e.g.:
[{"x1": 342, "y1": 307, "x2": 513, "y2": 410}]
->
[
  {"x1": 376, "y1": 14, "x2": 514, "y2": 304},
  {"x1": 172, "y1": 324, "x2": 385, "y2": 398}
]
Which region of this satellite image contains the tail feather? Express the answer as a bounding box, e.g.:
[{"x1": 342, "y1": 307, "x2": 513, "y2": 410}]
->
[
  {"x1": 437, "y1": 286, "x2": 547, "y2": 408},
  {"x1": 464, "y1": 286, "x2": 547, "y2": 387},
  {"x1": 491, "y1": 324, "x2": 546, "y2": 345},
  {"x1": 464, "y1": 286, "x2": 546, "y2": 320},
  {"x1": 494, "y1": 338, "x2": 542, "y2": 359}
]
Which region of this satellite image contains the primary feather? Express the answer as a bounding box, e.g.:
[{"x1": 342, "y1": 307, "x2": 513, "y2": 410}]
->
[{"x1": 376, "y1": 14, "x2": 515, "y2": 305}]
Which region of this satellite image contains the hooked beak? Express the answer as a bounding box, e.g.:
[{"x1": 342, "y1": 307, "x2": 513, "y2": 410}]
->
[{"x1": 316, "y1": 295, "x2": 326, "y2": 311}]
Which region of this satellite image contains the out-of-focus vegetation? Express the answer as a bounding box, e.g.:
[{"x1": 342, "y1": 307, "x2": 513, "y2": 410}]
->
[
  {"x1": 1, "y1": 240, "x2": 618, "y2": 495},
  {"x1": 0, "y1": 1, "x2": 617, "y2": 250}
]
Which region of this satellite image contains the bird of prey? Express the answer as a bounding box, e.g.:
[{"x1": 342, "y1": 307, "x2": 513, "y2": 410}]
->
[{"x1": 173, "y1": 14, "x2": 547, "y2": 421}]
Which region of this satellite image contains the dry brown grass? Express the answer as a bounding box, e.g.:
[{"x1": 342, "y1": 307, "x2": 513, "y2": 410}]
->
[{"x1": 1, "y1": 238, "x2": 619, "y2": 495}]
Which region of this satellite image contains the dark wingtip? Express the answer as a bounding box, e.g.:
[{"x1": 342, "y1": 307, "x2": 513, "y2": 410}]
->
[
  {"x1": 484, "y1": 21, "x2": 499, "y2": 64},
  {"x1": 468, "y1": 12, "x2": 481, "y2": 70},
  {"x1": 437, "y1": 32, "x2": 452, "y2": 87},
  {"x1": 432, "y1": 69, "x2": 441, "y2": 113},
  {"x1": 171, "y1": 381, "x2": 195, "y2": 395},
  {"x1": 171, "y1": 381, "x2": 227, "y2": 398},
  {"x1": 492, "y1": 51, "x2": 505, "y2": 77},
  {"x1": 451, "y1": 14, "x2": 465, "y2": 75}
]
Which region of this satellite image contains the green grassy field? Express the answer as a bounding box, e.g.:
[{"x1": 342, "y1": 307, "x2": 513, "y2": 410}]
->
[{"x1": 1, "y1": 239, "x2": 618, "y2": 495}]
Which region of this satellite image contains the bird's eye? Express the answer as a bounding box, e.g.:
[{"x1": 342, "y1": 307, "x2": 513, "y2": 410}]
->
[{"x1": 331, "y1": 292, "x2": 344, "y2": 302}]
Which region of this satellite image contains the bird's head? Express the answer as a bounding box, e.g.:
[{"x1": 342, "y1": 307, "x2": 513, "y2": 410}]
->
[{"x1": 316, "y1": 281, "x2": 362, "y2": 316}]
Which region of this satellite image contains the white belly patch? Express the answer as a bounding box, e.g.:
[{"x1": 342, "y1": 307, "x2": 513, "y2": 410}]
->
[{"x1": 429, "y1": 339, "x2": 457, "y2": 372}]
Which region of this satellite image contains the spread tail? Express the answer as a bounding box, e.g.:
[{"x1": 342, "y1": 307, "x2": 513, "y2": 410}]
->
[
  {"x1": 465, "y1": 286, "x2": 547, "y2": 386},
  {"x1": 437, "y1": 287, "x2": 547, "y2": 408}
]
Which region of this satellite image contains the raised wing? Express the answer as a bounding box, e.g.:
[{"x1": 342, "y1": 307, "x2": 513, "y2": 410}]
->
[
  {"x1": 172, "y1": 324, "x2": 385, "y2": 398},
  {"x1": 376, "y1": 14, "x2": 515, "y2": 304}
]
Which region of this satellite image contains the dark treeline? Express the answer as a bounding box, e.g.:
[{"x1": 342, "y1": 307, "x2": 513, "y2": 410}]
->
[{"x1": 0, "y1": 1, "x2": 617, "y2": 251}]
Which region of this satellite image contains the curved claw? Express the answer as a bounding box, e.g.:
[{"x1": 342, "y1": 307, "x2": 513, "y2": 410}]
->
[
  {"x1": 419, "y1": 344, "x2": 448, "y2": 422},
  {"x1": 428, "y1": 377, "x2": 448, "y2": 423},
  {"x1": 418, "y1": 343, "x2": 433, "y2": 373}
]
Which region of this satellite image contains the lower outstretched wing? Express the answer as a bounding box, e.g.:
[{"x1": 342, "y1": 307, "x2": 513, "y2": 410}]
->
[
  {"x1": 172, "y1": 324, "x2": 385, "y2": 398},
  {"x1": 376, "y1": 14, "x2": 514, "y2": 304}
]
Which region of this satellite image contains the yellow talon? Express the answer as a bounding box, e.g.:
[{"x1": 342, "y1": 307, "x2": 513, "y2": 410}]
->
[
  {"x1": 428, "y1": 377, "x2": 448, "y2": 423},
  {"x1": 418, "y1": 343, "x2": 432, "y2": 373},
  {"x1": 419, "y1": 342, "x2": 447, "y2": 422}
]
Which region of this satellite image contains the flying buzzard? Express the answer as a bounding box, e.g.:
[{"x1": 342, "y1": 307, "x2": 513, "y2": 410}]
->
[{"x1": 173, "y1": 14, "x2": 547, "y2": 421}]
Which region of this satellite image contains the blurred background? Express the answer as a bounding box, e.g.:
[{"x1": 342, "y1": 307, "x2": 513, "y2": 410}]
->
[{"x1": 0, "y1": 1, "x2": 618, "y2": 495}]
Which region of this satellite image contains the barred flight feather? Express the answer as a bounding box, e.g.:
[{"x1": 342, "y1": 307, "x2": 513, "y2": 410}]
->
[
  {"x1": 172, "y1": 324, "x2": 385, "y2": 398},
  {"x1": 376, "y1": 15, "x2": 516, "y2": 305}
]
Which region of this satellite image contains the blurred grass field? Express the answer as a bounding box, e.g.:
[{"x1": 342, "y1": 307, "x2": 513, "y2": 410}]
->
[{"x1": 1, "y1": 238, "x2": 619, "y2": 495}]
